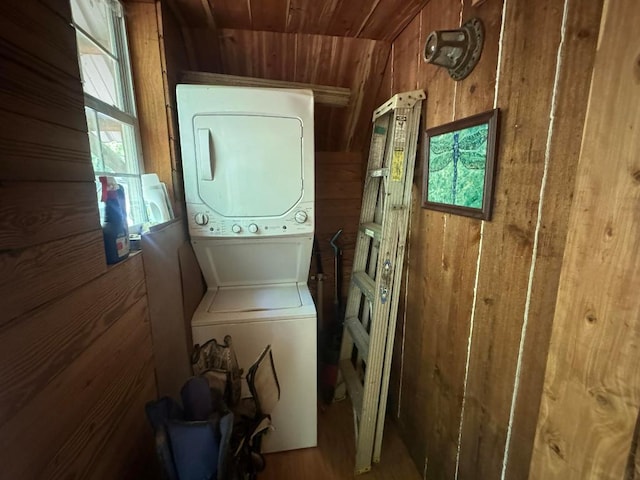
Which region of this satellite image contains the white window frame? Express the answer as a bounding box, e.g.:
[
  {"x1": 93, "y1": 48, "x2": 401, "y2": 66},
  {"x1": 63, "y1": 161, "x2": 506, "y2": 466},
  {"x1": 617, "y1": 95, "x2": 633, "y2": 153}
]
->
[{"x1": 71, "y1": 0, "x2": 147, "y2": 230}]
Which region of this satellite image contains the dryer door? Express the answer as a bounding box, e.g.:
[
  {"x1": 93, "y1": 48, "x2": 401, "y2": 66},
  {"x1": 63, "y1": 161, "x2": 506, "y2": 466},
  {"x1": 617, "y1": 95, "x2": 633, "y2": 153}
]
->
[{"x1": 193, "y1": 114, "x2": 304, "y2": 218}]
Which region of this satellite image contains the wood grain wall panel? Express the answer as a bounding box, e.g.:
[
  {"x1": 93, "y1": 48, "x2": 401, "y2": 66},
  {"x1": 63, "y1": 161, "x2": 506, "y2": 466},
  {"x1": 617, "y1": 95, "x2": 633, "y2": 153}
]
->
[
  {"x1": 504, "y1": 1, "x2": 602, "y2": 478},
  {"x1": 389, "y1": 14, "x2": 420, "y2": 93},
  {"x1": 0, "y1": 108, "x2": 94, "y2": 182},
  {"x1": 314, "y1": 152, "x2": 362, "y2": 326},
  {"x1": 40, "y1": 0, "x2": 73, "y2": 22},
  {"x1": 0, "y1": 230, "x2": 107, "y2": 325},
  {"x1": 0, "y1": 51, "x2": 85, "y2": 132},
  {"x1": 0, "y1": 255, "x2": 146, "y2": 428},
  {"x1": 1, "y1": 2, "x2": 157, "y2": 477},
  {"x1": 0, "y1": 297, "x2": 151, "y2": 479},
  {"x1": 39, "y1": 349, "x2": 154, "y2": 479},
  {"x1": 388, "y1": 12, "x2": 426, "y2": 467},
  {"x1": 0, "y1": 1, "x2": 79, "y2": 79},
  {"x1": 391, "y1": 2, "x2": 463, "y2": 476},
  {"x1": 0, "y1": 182, "x2": 99, "y2": 250},
  {"x1": 387, "y1": 0, "x2": 603, "y2": 477},
  {"x1": 86, "y1": 371, "x2": 158, "y2": 480},
  {"x1": 343, "y1": 41, "x2": 391, "y2": 153},
  {"x1": 529, "y1": 0, "x2": 640, "y2": 477},
  {"x1": 456, "y1": 0, "x2": 569, "y2": 477}
]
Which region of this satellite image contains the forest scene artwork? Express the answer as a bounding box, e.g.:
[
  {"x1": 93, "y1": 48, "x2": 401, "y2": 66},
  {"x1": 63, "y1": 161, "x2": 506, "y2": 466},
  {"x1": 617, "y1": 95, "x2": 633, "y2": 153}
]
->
[{"x1": 422, "y1": 109, "x2": 499, "y2": 220}]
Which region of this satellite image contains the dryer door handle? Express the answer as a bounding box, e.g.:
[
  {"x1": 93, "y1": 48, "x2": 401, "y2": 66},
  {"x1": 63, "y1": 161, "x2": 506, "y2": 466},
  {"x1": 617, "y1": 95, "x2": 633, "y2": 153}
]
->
[{"x1": 197, "y1": 128, "x2": 214, "y2": 181}]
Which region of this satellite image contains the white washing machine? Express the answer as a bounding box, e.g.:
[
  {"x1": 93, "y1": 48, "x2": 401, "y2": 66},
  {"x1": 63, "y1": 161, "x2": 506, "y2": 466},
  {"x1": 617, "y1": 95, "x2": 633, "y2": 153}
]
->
[{"x1": 176, "y1": 85, "x2": 317, "y2": 453}]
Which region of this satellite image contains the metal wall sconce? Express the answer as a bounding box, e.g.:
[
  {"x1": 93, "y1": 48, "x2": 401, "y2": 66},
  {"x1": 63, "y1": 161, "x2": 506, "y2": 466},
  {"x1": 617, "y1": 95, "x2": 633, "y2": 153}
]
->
[{"x1": 423, "y1": 18, "x2": 484, "y2": 81}]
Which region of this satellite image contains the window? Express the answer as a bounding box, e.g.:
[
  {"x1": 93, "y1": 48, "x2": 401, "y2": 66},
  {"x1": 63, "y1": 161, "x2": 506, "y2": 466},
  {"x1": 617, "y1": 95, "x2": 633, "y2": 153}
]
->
[{"x1": 71, "y1": 0, "x2": 146, "y2": 228}]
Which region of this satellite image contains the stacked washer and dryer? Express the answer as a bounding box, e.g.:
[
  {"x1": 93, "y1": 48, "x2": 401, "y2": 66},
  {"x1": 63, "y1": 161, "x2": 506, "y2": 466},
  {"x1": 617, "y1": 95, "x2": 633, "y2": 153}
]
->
[{"x1": 176, "y1": 85, "x2": 317, "y2": 453}]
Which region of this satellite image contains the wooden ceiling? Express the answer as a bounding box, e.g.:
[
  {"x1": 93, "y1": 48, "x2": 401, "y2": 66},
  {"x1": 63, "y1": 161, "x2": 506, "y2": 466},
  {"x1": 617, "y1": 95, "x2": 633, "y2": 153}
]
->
[{"x1": 169, "y1": 0, "x2": 430, "y2": 41}]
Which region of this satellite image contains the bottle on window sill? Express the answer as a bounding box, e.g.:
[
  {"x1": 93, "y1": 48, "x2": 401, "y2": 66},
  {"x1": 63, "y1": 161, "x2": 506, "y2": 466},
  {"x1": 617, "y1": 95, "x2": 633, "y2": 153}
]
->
[{"x1": 99, "y1": 176, "x2": 130, "y2": 265}]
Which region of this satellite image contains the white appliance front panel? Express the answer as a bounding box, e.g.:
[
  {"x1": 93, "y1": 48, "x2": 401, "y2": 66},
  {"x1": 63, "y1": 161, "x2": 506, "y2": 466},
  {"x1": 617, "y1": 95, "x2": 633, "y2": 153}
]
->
[
  {"x1": 191, "y1": 311, "x2": 317, "y2": 453},
  {"x1": 177, "y1": 85, "x2": 315, "y2": 238},
  {"x1": 193, "y1": 114, "x2": 303, "y2": 217},
  {"x1": 192, "y1": 235, "x2": 313, "y2": 288}
]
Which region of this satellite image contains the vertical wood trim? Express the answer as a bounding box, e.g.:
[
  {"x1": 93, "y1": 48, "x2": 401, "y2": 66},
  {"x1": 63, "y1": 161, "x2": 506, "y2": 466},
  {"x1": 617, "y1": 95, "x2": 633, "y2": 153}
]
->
[
  {"x1": 127, "y1": 1, "x2": 175, "y2": 209},
  {"x1": 499, "y1": 0, "x2": 570, "y2": 475},
  {"x1": 529, "y1": 0, "x2": 640, "y2": 476}
]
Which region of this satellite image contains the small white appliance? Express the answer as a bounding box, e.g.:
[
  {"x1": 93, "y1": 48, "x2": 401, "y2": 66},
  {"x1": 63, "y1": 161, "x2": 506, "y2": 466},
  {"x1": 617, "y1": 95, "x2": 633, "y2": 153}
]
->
[
  {"x1": 176, "y1": 84, "x2": 317, "y2": 453},
  {"x1": 141, "y1": 173, "x2": 174, "y2": 225}
]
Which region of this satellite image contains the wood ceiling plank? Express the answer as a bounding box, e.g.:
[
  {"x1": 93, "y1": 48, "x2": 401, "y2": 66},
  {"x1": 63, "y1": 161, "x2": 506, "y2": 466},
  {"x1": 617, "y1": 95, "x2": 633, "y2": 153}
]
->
[
  {"x1": 359, "y1": 0, "x2": 428, "y2": 41},
  {"x1": 286, "y1": 0, "x2": 340, "y2": 36},
  {"x1": 171, "y1": 0, "x2": 212, "y2": 28},
  {"x1": 210, "y1": 0, "x2": 252, "y2": 30},
  {"x1": 250, "y1": 0, "x2": 288, "y2": 32},
  {"x1": 217, "y1": 29, "x2": 296, "y2": 80},
  {"x1": 324, "y1": 1, "x2": 379, "y2": 38}
]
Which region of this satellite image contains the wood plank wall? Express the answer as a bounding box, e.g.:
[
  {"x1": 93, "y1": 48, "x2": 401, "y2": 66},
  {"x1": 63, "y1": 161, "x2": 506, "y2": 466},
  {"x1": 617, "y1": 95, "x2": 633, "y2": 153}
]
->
[
  {"x1": 385, "y1": 0, "x2": 603, "y2": 478},
  {"x1": 312, "y1": 152, "x2": 363, "y2": 330},
  {"x1": 0, "y1": 0, "x2": 156, "y2": 477},
  {"x1": 529, "y1": 1, "x2": 640, "y2": 478}
]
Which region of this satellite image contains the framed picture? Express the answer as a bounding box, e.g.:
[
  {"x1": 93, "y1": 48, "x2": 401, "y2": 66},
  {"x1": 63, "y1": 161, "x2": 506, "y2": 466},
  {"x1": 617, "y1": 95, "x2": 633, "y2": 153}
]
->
[{"x1": 422, "y1": 108, "x2": 500, "y2": 220}]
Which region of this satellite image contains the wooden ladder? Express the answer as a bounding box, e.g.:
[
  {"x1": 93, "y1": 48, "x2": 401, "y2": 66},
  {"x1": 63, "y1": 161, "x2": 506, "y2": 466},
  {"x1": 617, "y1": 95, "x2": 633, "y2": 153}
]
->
[{"x1": 338, "y1": 90, "x2": 425, "y2": 474}]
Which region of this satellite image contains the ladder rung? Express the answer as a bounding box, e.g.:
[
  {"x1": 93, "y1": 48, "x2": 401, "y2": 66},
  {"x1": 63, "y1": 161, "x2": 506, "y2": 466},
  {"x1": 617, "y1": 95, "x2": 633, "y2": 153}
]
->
[
  {"x1": 352, "y1": 272, "x2": 375, "y2": 303},
  {"x1": 345, "y1": 316, "x2": 370, "y2": 359},
  {"x1": 339, "y1": 359, "x2": 363, "y2": 420},
  {"x1": 368, "y1": 168, "x2": 388, "y2": 178},
  {"x1": 360, "y1": 222, "x2": 382, "y2": 241}
]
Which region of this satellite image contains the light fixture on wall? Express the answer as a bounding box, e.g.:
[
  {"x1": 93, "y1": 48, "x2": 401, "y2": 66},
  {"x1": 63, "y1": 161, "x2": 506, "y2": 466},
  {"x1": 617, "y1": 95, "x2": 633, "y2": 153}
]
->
[{"x1": 423, "y1": 18, "x2": 484, "y2": 81}]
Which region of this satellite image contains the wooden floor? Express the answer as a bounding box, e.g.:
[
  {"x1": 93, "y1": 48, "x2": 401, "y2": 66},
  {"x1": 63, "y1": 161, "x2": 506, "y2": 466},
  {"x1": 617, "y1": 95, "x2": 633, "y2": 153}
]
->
[{"x1": 260, "y1": 399, "x2": 422, "y2": 480}]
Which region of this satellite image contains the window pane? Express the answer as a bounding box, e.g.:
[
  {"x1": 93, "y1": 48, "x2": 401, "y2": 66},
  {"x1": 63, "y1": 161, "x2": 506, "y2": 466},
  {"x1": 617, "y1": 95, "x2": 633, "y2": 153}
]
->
[
  {"x1": 96, "y1": 113, "x2": 139, "y2": 175},
  {"x1": 70, "y1": 0, "x2": 115, "y2": 54},
  {"x1": 77, "y1": 31, "x2": 122, "y2": 108},
  {"x1": 85, "y1": 107, "x2": 103, "y2": 173}
]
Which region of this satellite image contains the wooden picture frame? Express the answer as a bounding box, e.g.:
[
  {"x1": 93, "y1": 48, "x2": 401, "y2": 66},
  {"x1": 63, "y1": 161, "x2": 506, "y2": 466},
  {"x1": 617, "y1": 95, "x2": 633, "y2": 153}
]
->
[{"x1": 421, "y1": 108, "x2": 500, "y2": 220}]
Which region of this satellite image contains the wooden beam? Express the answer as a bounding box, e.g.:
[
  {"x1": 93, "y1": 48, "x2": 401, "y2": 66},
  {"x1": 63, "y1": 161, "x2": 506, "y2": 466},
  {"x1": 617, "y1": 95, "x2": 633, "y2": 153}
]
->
[{"x1": 180, "y1": 70, "x2": 351, "y2": 107}]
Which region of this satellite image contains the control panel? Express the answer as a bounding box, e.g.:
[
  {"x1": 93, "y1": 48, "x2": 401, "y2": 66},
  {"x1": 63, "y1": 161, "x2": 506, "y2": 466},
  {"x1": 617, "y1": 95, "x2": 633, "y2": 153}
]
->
[{"x1": 187, "y1": 203, "x2": 314, "y2": 237}]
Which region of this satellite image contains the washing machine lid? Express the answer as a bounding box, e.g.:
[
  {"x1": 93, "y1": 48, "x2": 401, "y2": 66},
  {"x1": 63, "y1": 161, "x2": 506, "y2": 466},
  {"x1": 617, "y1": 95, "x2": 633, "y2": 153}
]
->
[
  {"x1": 207, "y1": 284, "x2": 302, "y2": 313},
  {"x1": 193, "y1": 113, "x2": 304, "y2": 218}
]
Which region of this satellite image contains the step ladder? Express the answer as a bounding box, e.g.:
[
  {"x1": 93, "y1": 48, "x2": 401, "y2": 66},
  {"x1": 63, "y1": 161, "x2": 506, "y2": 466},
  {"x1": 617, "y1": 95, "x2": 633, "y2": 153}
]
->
[{"x1": 338, "y1": 90, "x2": 425, "y2": 474}]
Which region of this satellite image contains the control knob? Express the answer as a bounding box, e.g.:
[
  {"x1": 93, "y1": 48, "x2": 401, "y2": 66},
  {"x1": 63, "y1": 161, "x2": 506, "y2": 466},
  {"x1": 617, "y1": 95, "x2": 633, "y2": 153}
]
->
[
  {"x1": 294, "y1": 211, "x2": 308, "y2": 224},
  {"x1": 194, "y1": 212, "x2": 209, "y2": 226},
  {"x1": 231, "y1": 224, "x2": 242, "y2": 233},
  {"x1": 248, "y1": 223, "x2": 259, "y2": 233}
]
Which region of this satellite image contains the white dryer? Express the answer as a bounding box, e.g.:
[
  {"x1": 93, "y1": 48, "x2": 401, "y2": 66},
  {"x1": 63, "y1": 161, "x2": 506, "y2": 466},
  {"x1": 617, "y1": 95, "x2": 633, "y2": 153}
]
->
[{"x1": 176, "y1": 85, "x2": 317, "y2": 453}]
